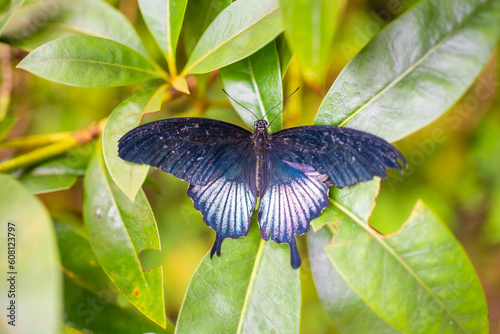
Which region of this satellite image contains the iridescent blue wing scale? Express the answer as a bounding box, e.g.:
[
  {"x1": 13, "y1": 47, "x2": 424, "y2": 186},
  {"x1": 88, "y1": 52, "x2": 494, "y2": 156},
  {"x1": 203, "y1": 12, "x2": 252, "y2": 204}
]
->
[
  {"x1": 258, "y1": 149, "x2": 330, "y2": 269},
  {"x1": 187, "y1": 142, "x2": 256, "y2": 258},
  {"x1": 270, "y1": 126, "x2": 407, "y2": 189},
  {"x1": 258, "y1": 125, "x2": 406, "y2": 268},
  {"x1": 118, "y1": 118, "x2": 253, "y2": 185}
]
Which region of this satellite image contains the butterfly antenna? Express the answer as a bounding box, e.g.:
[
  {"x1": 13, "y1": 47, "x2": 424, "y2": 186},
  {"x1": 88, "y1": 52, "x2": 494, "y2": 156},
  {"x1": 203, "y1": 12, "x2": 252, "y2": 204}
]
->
[
  {"x1": 268, "y1": 87, "x2": 300, "y2": 127},
  {"x1": 222, "y1": 89, "x2": 260, "y2": 121}
]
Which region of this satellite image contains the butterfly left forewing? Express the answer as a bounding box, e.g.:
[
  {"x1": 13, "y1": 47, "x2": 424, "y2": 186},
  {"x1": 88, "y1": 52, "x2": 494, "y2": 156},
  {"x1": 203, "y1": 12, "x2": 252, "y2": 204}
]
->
[{"x1": 258, "y1": 148, "x2": 330, "y2": 269}]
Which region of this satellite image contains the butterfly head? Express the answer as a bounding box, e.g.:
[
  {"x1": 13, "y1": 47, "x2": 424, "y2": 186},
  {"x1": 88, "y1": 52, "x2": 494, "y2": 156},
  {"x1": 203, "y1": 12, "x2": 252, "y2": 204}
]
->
[{"x1": 254, "y1": 120, "x2": 268, "y2": 133}]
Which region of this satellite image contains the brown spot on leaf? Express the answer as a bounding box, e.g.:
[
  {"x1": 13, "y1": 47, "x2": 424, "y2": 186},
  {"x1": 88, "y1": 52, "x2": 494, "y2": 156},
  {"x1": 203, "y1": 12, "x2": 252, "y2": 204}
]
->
[{"x1": 133, "y1": 287, "x2": 139, "y2": 297}]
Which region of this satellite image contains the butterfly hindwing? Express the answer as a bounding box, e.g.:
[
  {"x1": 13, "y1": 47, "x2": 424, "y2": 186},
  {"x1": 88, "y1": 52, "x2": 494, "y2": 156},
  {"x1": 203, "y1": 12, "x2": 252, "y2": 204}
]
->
[
  {"x1": 187, "y1": 142, "x2": 257, "y2": 257},
  {"x1": 258, "y1": 149, "x2": 330, "y2": 269},
  {"x1": 118, "y1": 118, "x2": 253, "y2": 186},
  {"x1": 270, "y1": 126, "x2": 407, "y2": 189}
]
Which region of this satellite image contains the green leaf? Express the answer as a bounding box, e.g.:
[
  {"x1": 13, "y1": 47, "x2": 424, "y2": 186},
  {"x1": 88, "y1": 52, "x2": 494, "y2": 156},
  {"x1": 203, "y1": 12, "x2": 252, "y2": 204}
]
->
[
  {"x1": 176, "y1": 224, "x2": 300, "y2": 333},
  {"x1": 0, "y1": 174, "x2": 61, "y2": 333},
  {"x1": 1, "y1": 0, "x2": 148, "y2": 55},
  {"x1": 18, "y1": 146, "x2": 91, "y2": 194},
  {"x1": 55, "y1": 220, "x2": 120, "y2": 296},
  {"x1": 83, "y1": 142, "x2": 166, "y2": 328},
  {"x1": 182, "y1": 0, "x2": 284, "y2": 75},
  {"x1": 138, "y1": 0, "x2": 187, "y2": 74},
  {"x1": 279, "y1": 0, "x2": 345, "y2": 86},
  {"x1": 0, "y1": 0, "x2": 24, "y2": 35},
  {"x1": 309, "y1": 180, "x2": 401, "y2": 333},
  {"x1": 182, "y1": 0, "x2": 231, "y2": 57},
  {"x1": 0, "y1": 115, "x2": 16, "y2": 140},
  {"x1": 55, "y1": 220, "x2": 174, "y2": 333},
  {"x1": 220, "y1": 41, "x2": 283, "y2": 132},
  {"x1": 275, "y1": 33, "x2": 293, "y2": 79},
  {"x1": 103, "y1": 86, "x2": 164, "y2": 201},
  {"x1": 64, "y1": 277, "x2": 173, "y2": 334},
  {"x1": 315, "y1": 0, "x2": 500, "y2": 142},
  {"x1": 17, "y1": 36, "x2": 166, "y2": 87},
  {"x1": 314, "y1": 191, "x2": 488, "y2": 332},
  {"x1": 309, "y1": 228, "x2": 401, "y2": 334}
]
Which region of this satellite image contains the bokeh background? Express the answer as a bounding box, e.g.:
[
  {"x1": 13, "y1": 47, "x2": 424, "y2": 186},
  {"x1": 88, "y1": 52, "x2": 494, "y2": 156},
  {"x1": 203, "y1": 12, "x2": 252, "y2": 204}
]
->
[{"x1": 1, "y1": 0, "x2": 499, "y2": 332}]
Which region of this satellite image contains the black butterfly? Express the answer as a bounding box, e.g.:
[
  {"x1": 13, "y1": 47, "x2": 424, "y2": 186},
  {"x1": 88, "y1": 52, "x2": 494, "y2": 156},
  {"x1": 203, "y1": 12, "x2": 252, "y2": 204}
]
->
[{"x1": 118, "y1": 116, "x2": 406, "y2": 269}]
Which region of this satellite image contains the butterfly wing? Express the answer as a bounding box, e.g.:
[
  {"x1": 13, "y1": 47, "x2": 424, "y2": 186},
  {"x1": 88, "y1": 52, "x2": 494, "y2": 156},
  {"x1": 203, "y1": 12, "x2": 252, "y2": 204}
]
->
[
  {"x1": 258, "y1": 125, "x2": 406, "y2": 269},
  {"x1": 118, "y1": 117, "x2": 257, "y2": 257},
  {"x1": 187, "y1": 142, "x2": 256, "y2": 258},
  {"x1": 118, "y1": 117, "x2": 253, "y2": 185},
  {"x1": 258, "y1": 149, "x2": 330, "y2": 269},
  {"x1": 270, "y1": 126, "x2": 406, "y2": 188}
]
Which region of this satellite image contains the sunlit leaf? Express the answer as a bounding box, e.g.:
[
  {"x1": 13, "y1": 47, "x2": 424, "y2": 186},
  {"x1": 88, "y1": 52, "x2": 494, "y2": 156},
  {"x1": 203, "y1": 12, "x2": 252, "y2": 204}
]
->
[
  {"x1": 0, "y1": 0, "x2": 24, "y2": 35},
  {"x1": 182, "y1": 0, "x2": 231, "y2": 57},
  {"x1": 176, "y1": 224, "x2": 300, "y2": 333},
  {"x1": 312, "y1": 184, "x2": 488, "y2": 333},
  {"x1": 103, "y1": 86, "x2": 164, "y2": 201},
  {"x1": 0, "y1": 174, "x2": 61, "y2": 333},
  {"x1": 310, "y1": 180, "x2": 401, "y2": 333},
  {"x1": 220, "y1": 41, "x2": 283, "y2": 132},
  {"x1": 182, "y1": 0, "x2": 283, "y2": 74},
  {"x1": 315, "y1": 0, "x2": 500, "y2": 142},
  {"x1": 279, "y1": 0, "x2": 345, "y2": 86},
  {"x1": 83, "y1": 143, "x2": 166, "y2": 328},
  {"x1": 17, "y1": 36, "x2": 166, "y2": 87},
  {"x1": 138, "y1": 0, "x2": 187, "y2": 74},
  {"x1": 1, "y1": 0, "x2": 148, "y2": 55}
]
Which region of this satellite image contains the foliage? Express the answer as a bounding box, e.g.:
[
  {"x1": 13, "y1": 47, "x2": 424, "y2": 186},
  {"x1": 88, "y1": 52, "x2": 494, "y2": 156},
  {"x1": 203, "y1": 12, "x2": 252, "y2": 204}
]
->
[{"x1": 0, "y1": 0, "x2": 499, "y2": 332}]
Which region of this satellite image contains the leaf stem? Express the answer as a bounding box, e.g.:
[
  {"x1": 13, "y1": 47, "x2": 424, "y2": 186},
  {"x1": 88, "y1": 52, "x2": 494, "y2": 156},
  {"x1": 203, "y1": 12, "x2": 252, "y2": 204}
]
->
[
  {"x1": 0, "y1": 45, "x2": 13, "y2": 120},
  {"x1": 0, "y1": 121, "x2": 103, "y2": 173}
]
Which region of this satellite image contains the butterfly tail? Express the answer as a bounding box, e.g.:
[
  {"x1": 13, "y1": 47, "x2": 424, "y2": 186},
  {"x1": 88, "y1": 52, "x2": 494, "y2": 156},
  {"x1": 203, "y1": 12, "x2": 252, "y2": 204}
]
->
[
  {"x1": 289, "y1": 238, "x2": 301, "y2": 269},
  {"x1": 210, "y1": 233, "x2": 223, "y2": 259}
]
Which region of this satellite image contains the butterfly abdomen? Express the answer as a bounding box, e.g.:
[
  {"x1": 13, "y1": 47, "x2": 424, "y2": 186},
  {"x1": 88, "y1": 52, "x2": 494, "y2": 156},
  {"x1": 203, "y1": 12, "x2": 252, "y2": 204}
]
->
[{"x1": 252, "y1": 126, "x2": 269, "y2": 197}]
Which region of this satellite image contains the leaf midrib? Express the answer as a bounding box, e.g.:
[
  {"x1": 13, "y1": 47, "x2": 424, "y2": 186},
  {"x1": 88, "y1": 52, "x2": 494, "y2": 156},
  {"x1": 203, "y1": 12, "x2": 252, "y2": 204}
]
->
[
  {"x1": 236, "y1": 239, "x2": 266, "y2": 333},
  {"x1": 21, "y1": 58, "x2": 163, "y2": 77},
  {"x1": 338, "y1": 0, "x2": 491, "y2": 127},
  {"x1": 330, "y1": 199, "x2": 468, "y2": 333}
]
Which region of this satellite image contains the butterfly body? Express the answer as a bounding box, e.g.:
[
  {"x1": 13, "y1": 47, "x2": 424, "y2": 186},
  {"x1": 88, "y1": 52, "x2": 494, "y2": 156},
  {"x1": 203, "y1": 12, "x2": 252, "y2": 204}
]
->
[{"x1": 118, "y1": 117, "x2": 406, "y2": 269}]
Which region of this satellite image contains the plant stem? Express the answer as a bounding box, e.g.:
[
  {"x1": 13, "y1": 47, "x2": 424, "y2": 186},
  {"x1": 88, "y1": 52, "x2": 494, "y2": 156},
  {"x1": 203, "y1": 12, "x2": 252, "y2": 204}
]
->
[
  {"x1": 0, "y1": 132, "x2": 73, "y2": 149},
  {"x1": 0, "y1": 121, "x2": 103, "y2": 173},
  {"x1": 0, "y1": 45, "x2": 13, "y2": 120}
]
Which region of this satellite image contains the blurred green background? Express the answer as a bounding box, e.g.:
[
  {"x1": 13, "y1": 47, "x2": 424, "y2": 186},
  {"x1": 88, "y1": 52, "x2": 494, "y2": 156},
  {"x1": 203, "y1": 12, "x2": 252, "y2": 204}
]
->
[{"x1": 2, "y1": 0, "x2": 500, "y2": 332}]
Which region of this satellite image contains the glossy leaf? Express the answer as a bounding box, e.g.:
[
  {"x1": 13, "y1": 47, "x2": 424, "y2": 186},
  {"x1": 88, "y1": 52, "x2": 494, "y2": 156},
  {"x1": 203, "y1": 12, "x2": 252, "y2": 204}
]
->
[
  {"x1": 220, "y1": 41, "x2": 283, "y2": 132},
  {"x1": 64, "y1": 277, "x2": 173, "y2": 334},
  {"x1": 83, "y1": 143, "x2": 166, "y2": 328},
  {"x1": 55, "y1": 221, "x2": 173, "y2": 333},
  {"x1": 103, "y1": 86, "x2": 164, "y2": 201},
  {"x1": 138, "y1": 0, "x2": 187, "y2": 74},
  {"x1": 182, "y1": 0, "x2": 283, "y2": 74},
  {"x1": 17, "y1": 36, "x2": 166, "y2": 87},
  {"x1": 18, "y1": 147, "x2": 90, "y2": 194},
  {"x1": 279, "y1": 0, "x2": 345, "y2": 86},
  {"x1": 309, "y1": 180, "x2": 401, "y2": 333},
  {"x1": 314, "y1": 188, "x2": 488, "y2": 333},
  {"x1": 275, "y1": 34, "x2": 293, "y2": 79},
  {"x1": 182, "y1": 0, "x2": 231, "y2": 56},
  {"x1": 0, "y1": 175, "x2": 61, "y2": 333},
  {"x1": 176, "y1": 224, "x2": 300, "y2": 334},
  {"x1": 0, "y1": 0, "x2": 24, "y2": 35},
  {"x1": 315, "y1": 0, "x2": 500, "y2": 142},
  {"x1": 1, "y1": 0, "x2": 148, "y2": 55}
]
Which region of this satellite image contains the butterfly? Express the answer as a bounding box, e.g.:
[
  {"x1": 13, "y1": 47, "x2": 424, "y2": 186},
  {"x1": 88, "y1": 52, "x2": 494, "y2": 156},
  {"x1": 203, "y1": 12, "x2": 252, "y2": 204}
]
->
[{"x1": 118, "y1": 110, "x2": 406, "y2": 269}]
